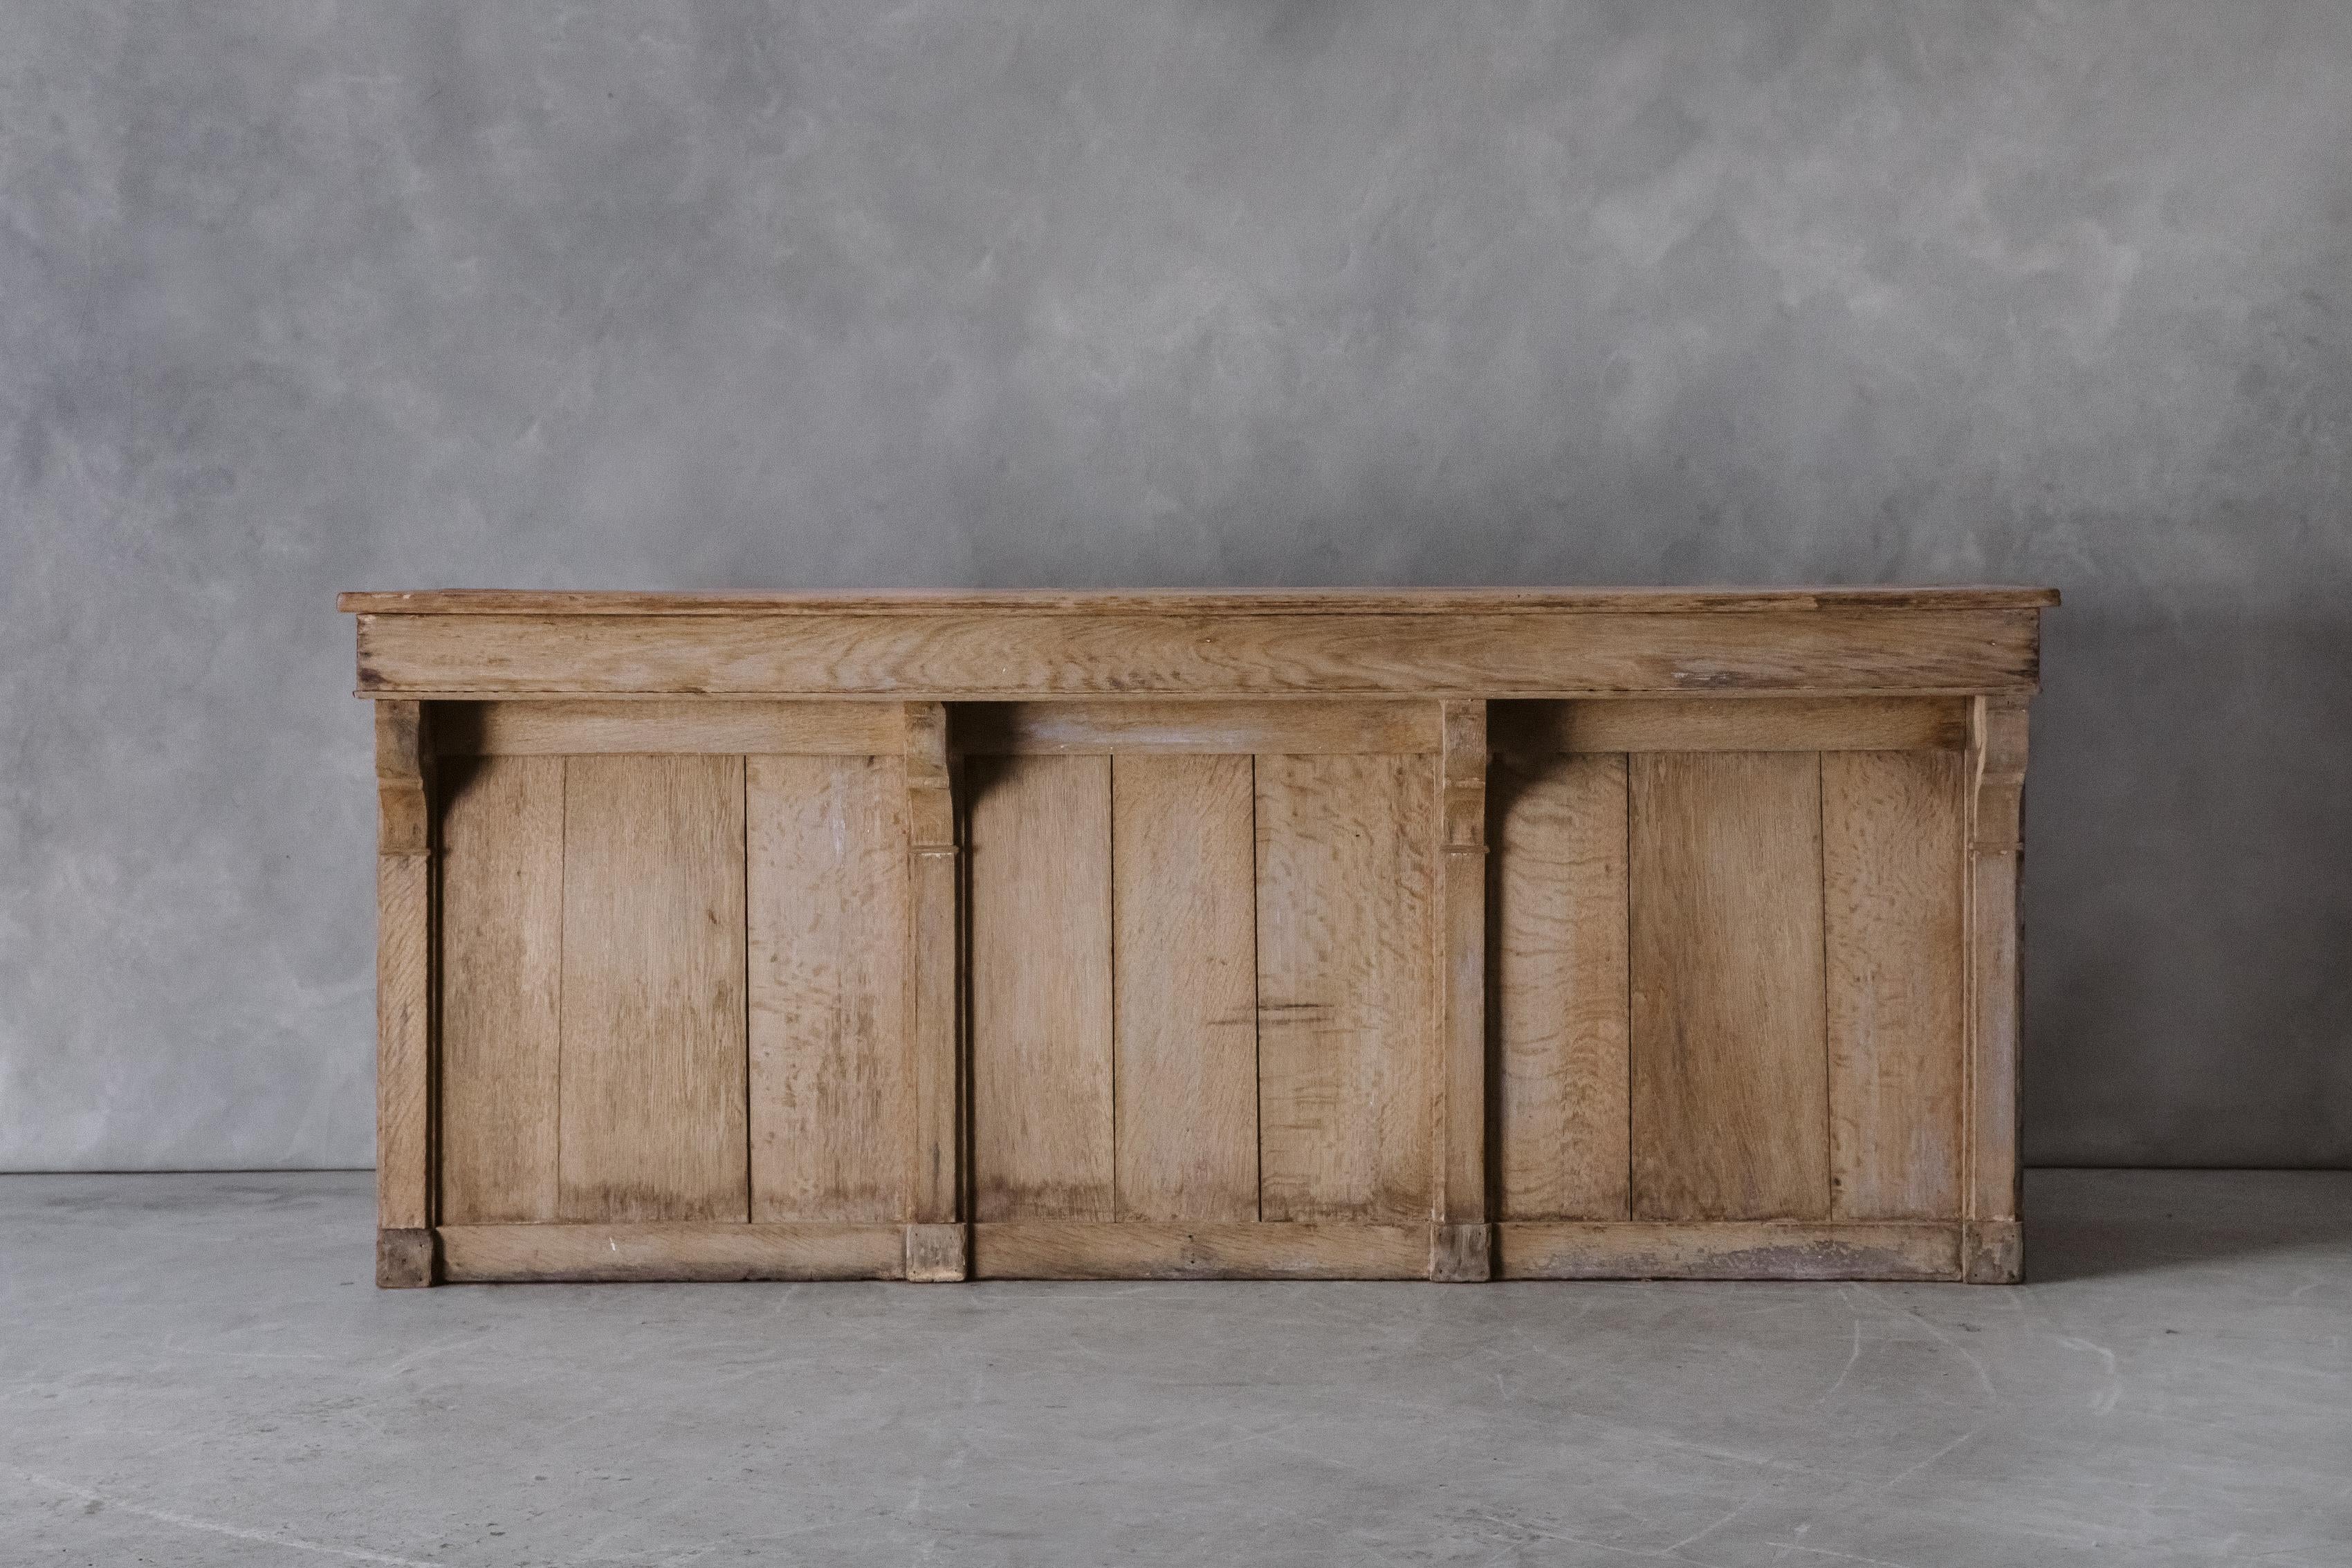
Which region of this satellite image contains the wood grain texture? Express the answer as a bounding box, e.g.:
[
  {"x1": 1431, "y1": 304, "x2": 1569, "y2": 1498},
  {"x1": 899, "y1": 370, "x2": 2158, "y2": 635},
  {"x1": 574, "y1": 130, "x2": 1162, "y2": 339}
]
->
[
  {"x1": 434, "y1": 699, "x2": 903, "y2": 757},
  {"x1": 436, "y1": 755, "x2": 564, "y2": 1224},
  {"x1": 355, "y1": 608, "x2": 2046, "y2": 698},
  {"x1": 438, "y1": 1223, "x2": 905, "y2": 1282},
  {"x1": 1628, "y1": 753, "x2": 1831, "y2": 1221},
  {"x1": 971, "y1": 1221, "x2": 1432, "y2": 1280},
  {"x1": 957, "y1": 701, "x2": 1435, "y2": 755},
  {"x1": 1491, "y1": 697, "x2": 1969, "y2": 755},
  {"x1": 344, "y1": 587, "x2": 2061, "y2": 616},
  {"x1": 748, "y1": 755, "x2": 910, "y2": 1223},
  {"x1": 1965, "y1": 697, "x2": 2032, "y2": 1282},
  {"x1": 967, "y1": 755, "x2": 1115, "y2": 1221},
  {"x1": 1437, "y1": 702, "x2": 1487, "y2": 1224},
  {"x1": 1491, "y1": 754, "x2": 1631, "y2": 1221},
  {"x1": 1255, "y1": 755, "x2": 1436, "y2": 1224},
  {"x1": 1494, "y1": 1221, "x2": 1959, "y2": 1281},
  {"x1": 1112, "y1": 755, "x2": 1259, "y2": 1221},
  {"x1": 1824, "y1": 751, "x2": 1966, "y2": 1221},
  {"x1": 374, "y1": 699, "x2": 432, "y2": 1246},
  {"x1": 558, "y1": 755, "x2": 749, "y2": 1223},
  {"x1": 903, "y1": 703, "x2": 962, "y2": 1228}
]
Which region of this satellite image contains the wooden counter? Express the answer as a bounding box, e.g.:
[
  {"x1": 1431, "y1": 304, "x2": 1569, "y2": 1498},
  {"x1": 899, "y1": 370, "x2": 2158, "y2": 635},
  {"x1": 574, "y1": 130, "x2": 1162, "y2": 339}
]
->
[{"x1": 343, "y1": 587, "x2": 2055, "y2": 1287}]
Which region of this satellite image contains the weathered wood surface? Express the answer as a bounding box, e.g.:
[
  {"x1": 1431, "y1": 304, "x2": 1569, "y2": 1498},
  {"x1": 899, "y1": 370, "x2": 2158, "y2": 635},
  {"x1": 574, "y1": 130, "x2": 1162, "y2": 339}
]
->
[
  {"x1": 435, "y1": 755, "x2": 564, "y2": 1225},
  {"x1": 1255, "y1": 755, "x2": 1436, "y2": 1224},
  {"x1": 557, "y1": 755, "x2": 748, "y2": 1223},
  {"x1": 1628, "y1": 753, "x2": 1830, "y2": 1221},
  {"x1": 1112, "y1": 755, "x2": 1260, "y2": 1222},
  {"x1": 1492, "y1": 753, "x2": 1630, "y2": 1221},
  {"x1": 344, "y1": 587, "x2": 2059, "y2": 616},
  {"x1": 351, "y1": 589, "x2": 2049, "y2": 1286},
  {"x1": 355, "y1": 609, "x2": 2043, "y2": 698}
]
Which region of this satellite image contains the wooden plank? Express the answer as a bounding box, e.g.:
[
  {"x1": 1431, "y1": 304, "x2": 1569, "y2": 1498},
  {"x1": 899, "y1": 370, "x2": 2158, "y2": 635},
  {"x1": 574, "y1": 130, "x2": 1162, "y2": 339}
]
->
[
  {"x1": 1435, "y1": 703, "x2": 1488, "y2": 1240},
  {"x1": 355, "y1": 608, "x2": 2047, "y2": 699},
  {"x1": 957, "y1": 701, "x2": 1435, "y2": 756},
  {"x1": 434, "y1": 699, "x2": 903, "y2": 757},
  {"x1": 967, "y1": 755, "x2": 1114, "y2": 1221},
  {"x1": 1112, "y1": 755, "x2": 1259, "y2": 1221},
  {"x1": 1824, "y1": 751, "x2": 1966, "y2": 1221},
  {"x1": 557, "y1": 755, "x2": 749, "y2": 1223},
  {"x1": 971, "y1": 1221, "x2": 1431, "y2": 1280},
  {"x1": 439, "y1": 1223, "x2": 906, "y2": 1282},
  {"x1": 1965, "y1": 696, "x2": 2031, "y2": 1282},
  {"x1": 747, "y1": 755, "x2": 910, "y2": 1223},
  {"x1": 1628, "y1": 753, "x2": 1830, "y2": 1221},
  {"x1": 374, "y1": 699, "x2": 432, "y2": 1287},
  {"x1": 1491, "y1": 697, "x2": 1969, "y2": 755},
  {"x1": 1255, "y1": 755, "x2": 1435, "y2": 1224},
  {"x1": 903, "y1": 702, "x2": 962, "y2": 1238},
  {"x1": 1492, "y1": 754, "x2": 1631, "y2": 1221},
  {"x1": 344, "y1": 586, "x2": 2062, "y2": 616},
  {"x1": 1494, "y1": 1221, "x2": 1960, "y2": 1281},
  {"x1": 435, "y1": 755, "x2": 564, "y2": 1224}
]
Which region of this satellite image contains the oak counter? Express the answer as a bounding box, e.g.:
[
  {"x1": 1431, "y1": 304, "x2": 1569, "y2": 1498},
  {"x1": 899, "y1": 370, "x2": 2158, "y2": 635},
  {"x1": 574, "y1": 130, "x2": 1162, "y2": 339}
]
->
[{"x1": 344, "y1": 587, "x2": 2055, "y2": 1286}]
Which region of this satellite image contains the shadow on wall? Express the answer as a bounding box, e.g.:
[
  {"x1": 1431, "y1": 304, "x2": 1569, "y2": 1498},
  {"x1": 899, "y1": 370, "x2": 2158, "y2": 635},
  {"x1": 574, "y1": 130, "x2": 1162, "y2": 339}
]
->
[
  {"x1": 2024, "y1": 1168, "x2": 2352, "y2": 1284},
  {"x1": 2023, "y1": 598, "x2": 2352, "y2": 1169}
]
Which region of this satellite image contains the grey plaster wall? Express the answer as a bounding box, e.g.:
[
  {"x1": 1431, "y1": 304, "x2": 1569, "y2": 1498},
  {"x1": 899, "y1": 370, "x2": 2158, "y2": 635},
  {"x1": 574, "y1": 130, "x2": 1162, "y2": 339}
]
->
[{"x1": 1, "y1": 2, "x2": 2345, "y2": 1172}]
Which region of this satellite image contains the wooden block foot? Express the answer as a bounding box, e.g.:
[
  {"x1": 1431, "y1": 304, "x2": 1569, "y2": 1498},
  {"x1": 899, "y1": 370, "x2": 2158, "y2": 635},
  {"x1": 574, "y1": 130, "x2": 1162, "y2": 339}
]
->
[
  {"x1": 377, "y1": 1227, "x2": 437, "y2": 1288},
  {"x1": 1963, "y1": 1219, "x2": 2022, "y2": 1284},
  {"x1": 1430, "y1": 1223, "x2": 1492, "y2": 1282},
  {"x1": 906, "y1": 1224, "x2": 969, "y2": 1282}
]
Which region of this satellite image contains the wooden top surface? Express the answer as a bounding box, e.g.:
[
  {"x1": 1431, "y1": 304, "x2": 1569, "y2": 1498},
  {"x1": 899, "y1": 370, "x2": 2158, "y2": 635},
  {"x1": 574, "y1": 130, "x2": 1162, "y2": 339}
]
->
[{"x1": 340, "y1": 586, "x2": 2058, "y2": 617}]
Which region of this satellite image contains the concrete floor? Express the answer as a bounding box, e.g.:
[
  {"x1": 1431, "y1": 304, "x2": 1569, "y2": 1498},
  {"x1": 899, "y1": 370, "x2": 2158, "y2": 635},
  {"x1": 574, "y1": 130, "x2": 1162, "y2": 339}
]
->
[{"x1": 0, "y1": 1172, "x2": 2344, "y2": 1567}]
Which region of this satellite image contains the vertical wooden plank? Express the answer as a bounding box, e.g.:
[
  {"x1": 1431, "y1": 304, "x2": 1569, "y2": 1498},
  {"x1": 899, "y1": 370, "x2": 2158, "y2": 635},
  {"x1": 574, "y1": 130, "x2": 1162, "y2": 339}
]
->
[
  {"x1": 968, "y1": 754, "x2": 1115, "y2": 1221},
  {"x1": 1433, "y1": 703, "x2": 1490, "y2": 1279},
  {"x1": 748, "y1": 755, "x2": 910, "y2": 1223},
  {"x1": 1628, "y1": 752, "x2": 1830, "y2": 1221},
  {"x1": 1492, "y1": 753, "x2": 1631, "y2": 1221},
  {"x1": 1112, "y1": 754, "x2": 1259, "y2": 1222},
  {"x1": 374, "y1": 699, "x2": 434, "y2": 1286},
  {"x1": 1965, "y1": 697, "x2": 2030, "y2": 1282},
  {"x1": 903, "y1": 703, "x2": 964, "y2": 1280},
  {"x1": 437, "y1": 755, "x2": 564, "y2": 1224},
  {"x1": 558, "y1": 754, "x2": 749, "y2": 1223},
  {"x1": 1823, "y1": 751, "x2": 1966, "y2": 1221},
  {"x1": 1255, "y1": 754, "x2": 1436, "y2": 1224}
]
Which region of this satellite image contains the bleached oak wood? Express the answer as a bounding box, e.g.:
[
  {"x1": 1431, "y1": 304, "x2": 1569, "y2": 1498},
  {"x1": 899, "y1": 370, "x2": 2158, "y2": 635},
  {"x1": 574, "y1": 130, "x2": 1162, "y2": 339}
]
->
[
  {"x1": 354, "y1": 608, "x2": 2043, "y2": 698},
  {"x1": 1489, "y1": 697, "x2": 1968, "y2": 755},
  {"x1": 903, "y1": 703, "x2": 963, "y2": 1269},
  {"x1": 343, "y1": 587, "x2": 2059, "y2": 616},
  {"x1": 1492, "y1": 754, "x2": 1632, "y2": 1221},
  {"x1": 1965, "y1": 696, "x2": 2032, "y2": 1283},
  {"x1": 1824, "y1": 751, "x2": 1967, "y2": 1221},
  {"x1": 557, "y1": 755, "x2": 749, "y2": 1223},
  {"x1": 1494, "y1": 1221, "x2": 1960, "y2": 1281},
  {"x1": 436, "y1": 756, "x2": 564, "y2": 1224},
  {"x1": 971, "y1": 1221, "x2": 1433, "y2": 1280},
  {"x1": 748, "y1": 755, "x2": 910, "y2": 1223},
  {"x1": 434, "y1": 699, "x2": 903, "y2": 757},
  {"x1": 1628, "y1": 753, "x2": 1831, "y2": 1221},
  {"x1": 349, "y1": 590, "x2": 2050, "y2": 1286},
  {"x1": 1112, "y1": 755, "x2": 1260, "y2": 1221},
  {"x1": 439, "y1": 1223, "x2": 906, "y2": 1282},
  {"x1": 1256, "y1": 755, "x2": 1436, "y2": 1224},
  {"x1": 1435, "y1": 703, "x2": 1488, "y2": 1253},
  {"x1": 967, "y1": 755, "x2": 1116, "y2": 1221},
  {"x1": 373, "y1": 699, "x2": 432, "y2": 1286},
  {"x1": 957, "y1": 700, "x2": 1436, "y2": 756}
]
